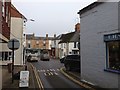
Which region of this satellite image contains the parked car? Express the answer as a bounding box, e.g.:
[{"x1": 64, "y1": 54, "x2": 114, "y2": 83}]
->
[
  {"x1": 60, "y1": 56, "x2": 65, "y2": 63},
  {"x1": 40, "y1": 52, "x2": 50, "y2": 61},
  {"x1": 27, "y1": 54, "x2": 38, "y2": 62},
  {"x1": 64, "y1": 54, "x2": 80, "y2": 71}
]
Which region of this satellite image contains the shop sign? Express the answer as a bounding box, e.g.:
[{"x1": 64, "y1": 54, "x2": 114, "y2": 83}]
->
[
  {"x1": 19, "y1": 71, "x2": 29, "y2": 88},
  {"x1": 104, "y1": 33, "x2": 120, "y2": 42}
]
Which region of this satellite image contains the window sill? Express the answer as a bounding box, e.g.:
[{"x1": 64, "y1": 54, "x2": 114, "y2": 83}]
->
[{"x1": 104, "y1": 69, "x2": 120, "y2": 74}]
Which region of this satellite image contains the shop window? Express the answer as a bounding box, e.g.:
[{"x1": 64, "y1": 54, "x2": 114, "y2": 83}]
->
[{"x1": 106, "y1": 41, "x2": 120, "y2": 71}]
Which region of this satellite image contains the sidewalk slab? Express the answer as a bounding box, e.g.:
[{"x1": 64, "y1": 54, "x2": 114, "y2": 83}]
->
[{"x1": 1, "y1": 63, "x2": 39, "y2": 90}]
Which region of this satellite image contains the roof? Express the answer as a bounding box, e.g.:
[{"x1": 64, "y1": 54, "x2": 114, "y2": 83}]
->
[
  {"x1": 26, "y1": 34, "x2": 34, "y2": 39},
  {"x1": 11, "y1": 4, "x2": 27, "y2": 20},
  {"x1": 26, "y1": 34, "x2": 55, "y2": 40},
  {"x1": 78, "y1": 2, "x2": 103, "y2": 15},
  {"x1": 58, "y1": 31, "x2": 80, "y2": 44}
]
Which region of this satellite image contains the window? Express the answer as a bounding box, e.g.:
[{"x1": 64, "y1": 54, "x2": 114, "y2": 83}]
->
[
  {"x1": 2, "y1": 1, "x2": 5, "y2": 17},
  {"x1": 0, "y1": 52, "x2": 12, "y2": 61},
  {"x1": 106, "y1": 41, "x2": 120, "y2": 71},
  {"x1": 74, "y1": 42, "x2": 77, "y2": 48},
  {"x1": 28, "y1": 44, "x2": 31, "y2": 48},
  {"x1": 36, "y1": 41, "x2": 39, "y2": 45}
]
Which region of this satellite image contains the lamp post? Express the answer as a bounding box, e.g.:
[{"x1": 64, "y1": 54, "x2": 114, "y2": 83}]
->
[{"x1": 24, "y1": 18, "x2": 35, "y2": 70}]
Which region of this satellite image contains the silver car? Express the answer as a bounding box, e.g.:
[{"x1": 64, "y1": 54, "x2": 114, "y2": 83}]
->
[{"x1": 28, "y1": 54, "x2": 38, "y2": 62}]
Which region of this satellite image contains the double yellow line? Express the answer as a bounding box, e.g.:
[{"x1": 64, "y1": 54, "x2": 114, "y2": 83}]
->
[
  {"x1": 30, "y1": 63, "x2": 44, "y2": 90},
  {"x1": 60, "y1": 67, "x2": 96, "y2": 90}
]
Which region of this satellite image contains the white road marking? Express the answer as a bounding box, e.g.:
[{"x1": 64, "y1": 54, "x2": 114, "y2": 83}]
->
[
  {"x1": 37, "y1": 70, "x2": 40, "y2": 72},
  {"x1": 40, "y1": 70, "x2": 45, "y2": 72},
  {"x1": 54, "y1": 72, "x2": 59, "y2": 75},
  {"x1": 52, "y1": 69, "x2": 55, "y2": 71},
  {"x1": 48, "y1": 72, "x2": 51, "y2": 76},
  {"x1": 44, "y1": 73, "x2": 47, "y2": 76},
  {"x1": 49, "y1": 72, "x2": 54, "y2": 75},
  {"x1": 57, "y1": 69, "x2": 60, "y2": 71},
  {"x1": 50, "y1": 69, "x2": 53, "y2": 71},
  {"x1": 47, "y1": 69, "x2": 49, "y2": 72}
]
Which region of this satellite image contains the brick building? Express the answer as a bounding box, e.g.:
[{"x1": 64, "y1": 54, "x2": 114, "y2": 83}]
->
[{"x1": 0, "y1": 0, "x2": 11, "y2": 65}]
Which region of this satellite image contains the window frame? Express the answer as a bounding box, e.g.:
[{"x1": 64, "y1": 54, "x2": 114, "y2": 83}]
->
[{"x1": 105, "y1": 41, "x2": 120, "y2": 74}]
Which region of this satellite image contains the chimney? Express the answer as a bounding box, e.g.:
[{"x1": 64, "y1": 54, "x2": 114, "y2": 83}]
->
[
  {"x1": 32, "y1": 33, "x2": 35, "y2": 39},
  {"x1": 54, "y1": 34, "x2": 56, "y2": 38},
  {"x1": 46, "y1": 34, "x2": 48, "y2": 39},
  {"x1": 75, "y1": 23, "x2": 80, "y2": 33}
]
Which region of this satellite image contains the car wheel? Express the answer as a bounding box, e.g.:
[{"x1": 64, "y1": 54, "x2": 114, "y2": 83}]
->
[{"x1": 65, "y1": 64, "x2": 71, "y2": 71}]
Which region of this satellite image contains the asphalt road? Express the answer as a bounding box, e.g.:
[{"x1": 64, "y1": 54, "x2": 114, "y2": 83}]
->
[{"x1": 32, "y1": 59, "x2": 86, "y2": 90}]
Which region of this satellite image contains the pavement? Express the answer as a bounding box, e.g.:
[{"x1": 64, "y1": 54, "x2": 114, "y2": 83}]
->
[
  {"x1": 1, "y1": 62, "x2": 39, "y2": 90},
  {"x1": 60, "y1": 67, "x2": 105, "y2": 90}
]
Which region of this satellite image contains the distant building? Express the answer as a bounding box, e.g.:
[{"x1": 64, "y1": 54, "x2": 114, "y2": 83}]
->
[
  {"x1": 26, "y1": 34, "x2": 59, "y2": 58},
  {"x1": 78, "y1": 1, "x2": 120, "y2": 88},
  {"x1": 58, "y1": 23, "x2": 80, "y2": 59}
]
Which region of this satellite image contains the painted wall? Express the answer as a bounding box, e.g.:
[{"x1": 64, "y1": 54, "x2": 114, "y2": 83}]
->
[
  {"x1": 80, "y1": 2, "x2": 119, "y2": 88},
  {"x1": 10, "y1": 17, "x2": 24, "y2": 65}
]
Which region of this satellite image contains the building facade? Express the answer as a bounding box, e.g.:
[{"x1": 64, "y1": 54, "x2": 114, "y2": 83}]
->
[
  {"x1": 10, "y1": 4, "x2": 26, "y2": 65},
  {"x1": 58, "y1": 23, "x2": 80, "y2": 59},
  {"x1": 78, "y1": 2, "x2": 120, "y2": 88},
  {"x1": 26, "y1": 34, "x2": 59, "y2": 58},
  {"x1": 0, "y1": 1, "x2": 11, "y2": 65}
]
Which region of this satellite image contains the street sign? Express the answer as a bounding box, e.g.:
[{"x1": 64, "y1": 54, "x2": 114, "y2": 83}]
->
[
  {"x1": 7, "y1": 39, "x2": 20, "y2": 83},
  {"x1": 19, "y1": 71, "x2": 29, "y2": 88},
  {"x1": 8, "y1": 39, "x2": 20, "y2": 50}
]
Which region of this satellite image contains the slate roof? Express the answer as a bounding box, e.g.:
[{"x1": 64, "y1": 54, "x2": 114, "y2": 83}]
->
[{"x1": 58, "y1": 31, "x2": 80, "y2": 44}]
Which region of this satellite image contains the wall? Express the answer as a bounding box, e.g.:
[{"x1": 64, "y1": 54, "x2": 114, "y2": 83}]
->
[
  {"x1": 10, "y1": 17, "x2": 24, "y2": 65},
  {"x1": 80, "y1": 2, "x2": 119, "y2": 88},
  {"x1": 0, "y1": 1, "x2": 2, "y2": 35}
]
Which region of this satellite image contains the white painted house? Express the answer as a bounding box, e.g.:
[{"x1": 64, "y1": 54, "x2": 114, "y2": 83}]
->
[
  {"x1": 78, "y1": 1, "x2": 120, "y2": 88},
  {"x1": 10, "y1": 5, "x2": 26, "y2": 65},
  {"x1": 58, "y1": 31, "x2": 80, "y2": 59}
]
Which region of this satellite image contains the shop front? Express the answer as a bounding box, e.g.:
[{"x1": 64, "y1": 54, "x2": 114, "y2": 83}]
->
[{"x1": 104, "y1": 33, "x2": 120, "y2": 73}]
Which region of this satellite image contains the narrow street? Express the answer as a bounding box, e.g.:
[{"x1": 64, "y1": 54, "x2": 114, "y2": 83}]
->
[{"x1": 31, "y1": 59, "x2": 85, "y2": 89}]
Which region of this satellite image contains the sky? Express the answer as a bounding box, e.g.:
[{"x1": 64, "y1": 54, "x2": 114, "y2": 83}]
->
[{"x1": 12, "y1": 0, "x2": 96, "y2": 37}]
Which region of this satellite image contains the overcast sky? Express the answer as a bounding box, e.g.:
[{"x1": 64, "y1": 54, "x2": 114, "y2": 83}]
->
[{"x1": 12, "y1": 0, "x2": 96, "y2": 37}]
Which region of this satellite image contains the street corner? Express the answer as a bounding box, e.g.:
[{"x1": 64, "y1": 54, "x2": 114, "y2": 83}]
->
[{"x1": 60, "y1": 67, "x2": 96, "y2": 90}]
